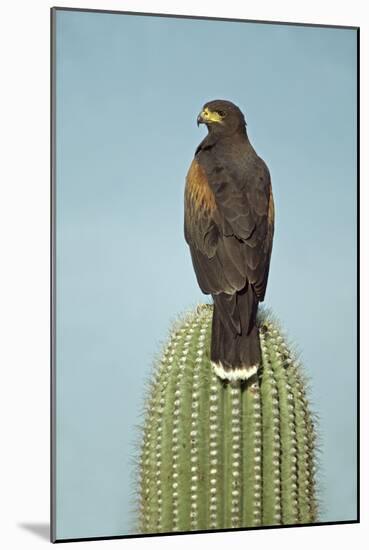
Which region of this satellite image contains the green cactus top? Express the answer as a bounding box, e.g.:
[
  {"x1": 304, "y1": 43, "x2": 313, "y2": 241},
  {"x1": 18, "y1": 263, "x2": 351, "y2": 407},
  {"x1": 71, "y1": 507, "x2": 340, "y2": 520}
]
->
[{"x1": 132, "y1": 304, "x2": 319, "y2": 534}]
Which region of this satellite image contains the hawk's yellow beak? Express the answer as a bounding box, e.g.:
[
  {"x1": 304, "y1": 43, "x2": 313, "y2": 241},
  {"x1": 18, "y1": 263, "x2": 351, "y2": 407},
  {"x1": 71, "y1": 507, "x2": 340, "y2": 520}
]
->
[{"x1": 197, "y1": 107, "x2": 224, "y2": 127}]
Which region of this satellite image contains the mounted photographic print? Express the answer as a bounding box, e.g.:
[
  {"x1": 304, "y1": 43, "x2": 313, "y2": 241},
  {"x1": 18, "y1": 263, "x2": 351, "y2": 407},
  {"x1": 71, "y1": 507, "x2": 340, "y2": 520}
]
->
[{"x1": 51, "y1": 6, "x2": 359, "y2": 543}]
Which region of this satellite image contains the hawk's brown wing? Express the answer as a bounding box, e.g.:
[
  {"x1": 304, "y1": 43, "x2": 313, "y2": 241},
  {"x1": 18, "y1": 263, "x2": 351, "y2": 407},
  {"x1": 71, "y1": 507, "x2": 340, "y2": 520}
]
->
[
  {"x1": 184, "y1": 159, "x2": 235, "y2": 294},
  {"x1": 184, "y1": 154, "x2": 274, "y2": 301}
]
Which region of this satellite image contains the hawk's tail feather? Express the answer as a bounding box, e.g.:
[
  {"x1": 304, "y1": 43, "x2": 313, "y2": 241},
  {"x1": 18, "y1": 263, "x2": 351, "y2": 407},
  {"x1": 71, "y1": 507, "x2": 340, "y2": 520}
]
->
[
  {"x1": 211, "y1": 361, "x2": 259, "y2": 382},
  {"x1": 211, "y1": 287, "x2": 261, "y2": 381}
]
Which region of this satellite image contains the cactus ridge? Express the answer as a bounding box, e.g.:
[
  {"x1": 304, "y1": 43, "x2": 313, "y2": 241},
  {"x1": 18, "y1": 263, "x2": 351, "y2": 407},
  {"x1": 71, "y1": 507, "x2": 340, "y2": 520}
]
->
[{"x1": 132, "y1": 304, "x2": 319, "y2": 533}]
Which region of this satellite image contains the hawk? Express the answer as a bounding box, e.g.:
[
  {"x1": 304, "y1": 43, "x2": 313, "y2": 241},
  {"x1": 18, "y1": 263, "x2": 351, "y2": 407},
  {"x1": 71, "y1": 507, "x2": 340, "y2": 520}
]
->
[{"x1": 184, "y1": 99, "x2": 274, "y2": 382}]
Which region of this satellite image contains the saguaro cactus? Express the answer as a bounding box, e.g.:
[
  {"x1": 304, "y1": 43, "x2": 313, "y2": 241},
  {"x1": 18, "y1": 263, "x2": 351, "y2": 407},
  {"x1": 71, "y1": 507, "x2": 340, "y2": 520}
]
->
[{"x1": 133, "y1": 304, "x2": 318, "y2": 533}]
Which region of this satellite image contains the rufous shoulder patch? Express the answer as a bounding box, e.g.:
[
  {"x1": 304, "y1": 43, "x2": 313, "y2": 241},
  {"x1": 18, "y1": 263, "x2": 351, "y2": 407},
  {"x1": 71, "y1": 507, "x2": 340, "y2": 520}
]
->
[
  {"x1": 268, "y1": 186, "x2": 275, "y2": 226},
  {"x1": 185, "y1": 159, "x2": 216, "y2": 213}
]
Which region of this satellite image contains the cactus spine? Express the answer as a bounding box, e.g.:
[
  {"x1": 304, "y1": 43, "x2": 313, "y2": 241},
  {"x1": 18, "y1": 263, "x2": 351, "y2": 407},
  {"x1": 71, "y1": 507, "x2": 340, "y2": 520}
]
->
[{"x1": 134, "y1": 304, "x2": 318, "y2": 533}]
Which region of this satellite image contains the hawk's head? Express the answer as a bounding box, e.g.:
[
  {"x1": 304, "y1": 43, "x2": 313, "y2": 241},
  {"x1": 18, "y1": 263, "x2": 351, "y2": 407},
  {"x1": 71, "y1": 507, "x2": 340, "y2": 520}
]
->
[{"x1": 197, "y1": 99, "x2": 246, "y2": 136}]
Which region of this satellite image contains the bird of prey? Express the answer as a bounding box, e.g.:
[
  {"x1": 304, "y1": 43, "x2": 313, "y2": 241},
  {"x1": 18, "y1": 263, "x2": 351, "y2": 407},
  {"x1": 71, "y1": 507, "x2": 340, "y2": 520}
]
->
[{"x1": 184, "y1": 99, "x2": 274, "y2": 382}]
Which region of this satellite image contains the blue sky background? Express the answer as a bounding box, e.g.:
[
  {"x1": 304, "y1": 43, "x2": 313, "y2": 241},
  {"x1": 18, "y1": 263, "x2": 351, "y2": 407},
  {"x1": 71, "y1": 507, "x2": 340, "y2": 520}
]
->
[{"x1": 55, "y1": 9, "x2": 357, "y2": 540}]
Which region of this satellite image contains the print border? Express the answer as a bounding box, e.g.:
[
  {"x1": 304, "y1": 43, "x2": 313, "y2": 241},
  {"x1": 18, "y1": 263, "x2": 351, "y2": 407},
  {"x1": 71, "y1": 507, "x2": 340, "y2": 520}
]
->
[{"x1": 50, "y1": 6, "x2": 360, "y2": 543}]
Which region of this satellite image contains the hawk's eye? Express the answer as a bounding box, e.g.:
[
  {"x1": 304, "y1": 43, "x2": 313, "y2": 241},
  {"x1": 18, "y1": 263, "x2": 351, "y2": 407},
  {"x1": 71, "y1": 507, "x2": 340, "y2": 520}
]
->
[{"x1": 217, "y1": 110, "x2": 226, "y2": 117}]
